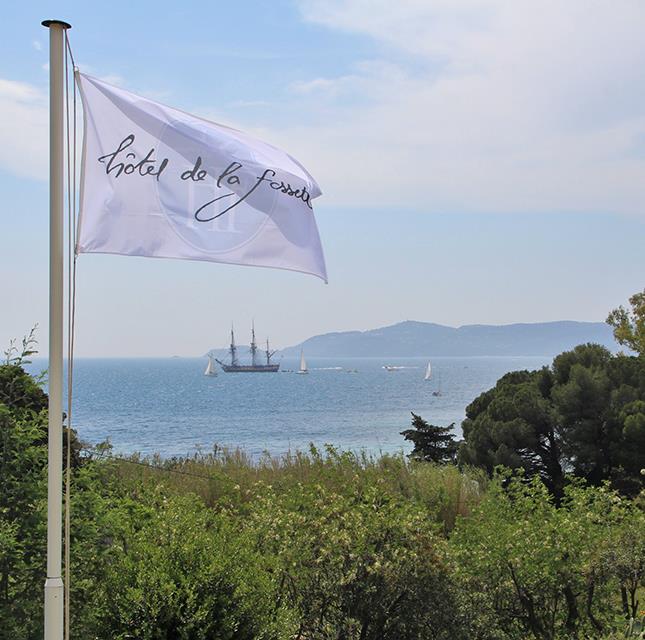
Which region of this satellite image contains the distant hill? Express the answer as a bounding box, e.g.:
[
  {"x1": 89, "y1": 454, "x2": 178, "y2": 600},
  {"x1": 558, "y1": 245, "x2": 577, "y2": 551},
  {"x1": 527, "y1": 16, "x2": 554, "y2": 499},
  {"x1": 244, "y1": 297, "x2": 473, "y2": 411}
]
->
[{"x1": 279, "y1": 320, "x2": 617, "y2": 357}]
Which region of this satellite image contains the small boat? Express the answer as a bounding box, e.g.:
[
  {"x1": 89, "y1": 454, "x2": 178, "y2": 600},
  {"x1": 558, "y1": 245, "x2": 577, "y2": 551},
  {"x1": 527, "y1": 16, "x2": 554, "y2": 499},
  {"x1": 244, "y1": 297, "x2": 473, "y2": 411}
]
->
[
  {"x1": 424, "y1": 361, "x2": 432, "y2": 380},
  {"x1": 383, "y1": 365, "x2": 404, "y2": 371},
  {"x1": 296, "y1": 349, "x2": 309, "y2": 374},
  {"x1": 204, "y1": 354, "x2": 217, "y2": 377}
]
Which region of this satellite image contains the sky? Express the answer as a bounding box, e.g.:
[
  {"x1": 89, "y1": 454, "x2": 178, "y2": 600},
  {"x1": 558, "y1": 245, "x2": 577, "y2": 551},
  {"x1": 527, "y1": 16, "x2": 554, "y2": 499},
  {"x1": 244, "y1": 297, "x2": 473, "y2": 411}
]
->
[{"x1": 1, "y1": 1, "x2": 644, "y2": 357}]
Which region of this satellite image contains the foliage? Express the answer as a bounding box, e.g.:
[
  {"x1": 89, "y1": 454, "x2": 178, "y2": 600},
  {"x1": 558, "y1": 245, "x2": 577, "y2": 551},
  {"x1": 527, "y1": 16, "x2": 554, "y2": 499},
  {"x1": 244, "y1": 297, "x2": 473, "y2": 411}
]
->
[
  {"x1": 452, "y1": 472, "x2": 645, "y2": 640},
  {"x1": 3, "y1": 325, "x2": 39, "y2": 367},
  {"x1": 247, "y1": 480, "x2": 463, "y2": 640},
  {"x1": 0, "y1": 404, "x2": 47, "y2": 640},
  {"x1": 2, "y1": 332, "x2": 644, "y2": 639},
  {"x1": 0, "y1": 329, "x2": 82, "y2": 465},
  {"x1": 90, "y1": 491, "x2": 290, "y2": 640},
  {"x1": 0, "y1": 325, "x2": 47, "y2": 423},
  {"x1": 400, "y1": 412, "x2": 458, "y2": 464},
  {"x1": 607, "y1": 289, "x2": 645, "y2": 356},
  {"x1": 108, "y1": 444, "x2": 485, "y2": 533},
  {"x1": 459, "y1": 344, "x2": 645, "y2": 498},
  {"x1": 601, "y1": 506, "x2": 645, "y2": 620}
]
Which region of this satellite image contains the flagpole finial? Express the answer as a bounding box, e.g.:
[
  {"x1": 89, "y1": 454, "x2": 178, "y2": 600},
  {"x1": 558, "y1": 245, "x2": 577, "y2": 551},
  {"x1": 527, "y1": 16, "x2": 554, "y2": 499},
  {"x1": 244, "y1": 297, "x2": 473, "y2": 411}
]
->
[{"x1": 42, "y1": 19, "x2": 72, "y2": 29}]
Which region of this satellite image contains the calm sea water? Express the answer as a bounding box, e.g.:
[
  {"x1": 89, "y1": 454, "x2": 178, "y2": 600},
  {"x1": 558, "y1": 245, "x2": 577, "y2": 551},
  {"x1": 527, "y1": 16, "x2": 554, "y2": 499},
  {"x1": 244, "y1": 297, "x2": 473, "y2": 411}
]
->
[{"x1": 27, "y1": 356, "x2": 550, "y2": 458}]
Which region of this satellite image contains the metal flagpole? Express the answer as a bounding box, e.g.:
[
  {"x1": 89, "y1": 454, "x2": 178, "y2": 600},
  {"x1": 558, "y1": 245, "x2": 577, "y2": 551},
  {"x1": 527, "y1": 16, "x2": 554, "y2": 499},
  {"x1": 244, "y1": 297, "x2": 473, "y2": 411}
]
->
[{"x1": 41, "y1": 18, "x2": 71, "y2": 640}]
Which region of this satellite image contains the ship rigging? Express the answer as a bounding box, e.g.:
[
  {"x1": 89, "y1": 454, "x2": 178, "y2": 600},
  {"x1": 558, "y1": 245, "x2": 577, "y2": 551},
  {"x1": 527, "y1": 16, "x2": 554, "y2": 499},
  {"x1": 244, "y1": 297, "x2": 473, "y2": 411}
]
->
[{"x1": 215, "y1": 323, "x2": 280, "y2": 372}]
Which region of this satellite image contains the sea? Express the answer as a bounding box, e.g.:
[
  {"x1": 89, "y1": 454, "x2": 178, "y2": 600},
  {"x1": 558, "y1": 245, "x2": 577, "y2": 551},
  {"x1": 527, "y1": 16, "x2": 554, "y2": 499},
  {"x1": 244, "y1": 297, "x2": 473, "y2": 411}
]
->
[{"x1": 26, "y1": 356, "x2": 551, "y2": 459}]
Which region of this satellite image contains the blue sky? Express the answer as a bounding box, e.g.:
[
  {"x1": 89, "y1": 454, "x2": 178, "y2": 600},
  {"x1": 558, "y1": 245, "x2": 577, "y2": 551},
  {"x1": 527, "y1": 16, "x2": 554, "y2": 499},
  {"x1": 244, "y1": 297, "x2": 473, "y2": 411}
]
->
[{"x1": 2, "y1": 1, "x2": 644, "y2": 356}]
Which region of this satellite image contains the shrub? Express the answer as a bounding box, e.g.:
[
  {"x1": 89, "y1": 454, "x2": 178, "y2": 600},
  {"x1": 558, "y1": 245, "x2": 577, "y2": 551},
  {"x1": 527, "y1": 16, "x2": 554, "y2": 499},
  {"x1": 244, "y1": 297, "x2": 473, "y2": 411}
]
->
[
  {"x1": 246, "y1": 481, "x2": 464, "y2": 640},
  {"x1": 452, "y1": 472, "x2": 645, "y2": 640},
  {"x1": 89, "y1": 490, "x2": 291, "y2": 640}
]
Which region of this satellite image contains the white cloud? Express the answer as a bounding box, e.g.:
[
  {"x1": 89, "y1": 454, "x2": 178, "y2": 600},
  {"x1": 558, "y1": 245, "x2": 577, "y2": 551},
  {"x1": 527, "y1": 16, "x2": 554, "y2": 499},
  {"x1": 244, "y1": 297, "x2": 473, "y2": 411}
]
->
[
  {"x1": 284, "y1": 0, "x2": 645, "y2": 215},
  {"x1": 32, "y1": 40, "x2": 42, "y2": 51},
  {"x1": 7, "y1": 3, "x2": 645, "y2": 217},
  {"x1": 0, "y1": 69, "x2": 163, "y2": 183},
  {"x1": 0, "y1": 79, "x2": 47, "y2": 180}
]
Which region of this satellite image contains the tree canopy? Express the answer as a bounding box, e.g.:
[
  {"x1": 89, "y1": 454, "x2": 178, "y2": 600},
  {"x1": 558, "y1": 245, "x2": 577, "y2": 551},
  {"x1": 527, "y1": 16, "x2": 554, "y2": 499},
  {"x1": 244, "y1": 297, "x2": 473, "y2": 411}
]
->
[
  {"x1": 607, "y1": 288, "x2": 645, "y2": 356},
  {"x1": 459, "y1": 343, "x2": 645, "y2": 498},
  {"x1": 400, "y1": 412, "x2": 458, "y2": 464}
]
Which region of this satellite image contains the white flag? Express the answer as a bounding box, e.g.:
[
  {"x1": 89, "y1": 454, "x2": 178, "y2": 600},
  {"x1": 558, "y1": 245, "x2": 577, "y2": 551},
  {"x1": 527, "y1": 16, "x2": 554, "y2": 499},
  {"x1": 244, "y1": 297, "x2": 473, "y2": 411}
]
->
[{"x1": 76, "y1": 73, "x2": 327, "y2": 282}]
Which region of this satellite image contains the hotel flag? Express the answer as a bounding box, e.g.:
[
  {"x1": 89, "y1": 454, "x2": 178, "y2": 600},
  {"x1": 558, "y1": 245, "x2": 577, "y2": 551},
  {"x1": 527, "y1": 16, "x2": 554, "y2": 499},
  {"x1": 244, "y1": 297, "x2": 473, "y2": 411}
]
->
[
  {"x1": 41, "y1": 19, "x2": 327, "y2": 640},
  {"x1": 76, "y1": 73, "x2": 327, "y2": 282}
]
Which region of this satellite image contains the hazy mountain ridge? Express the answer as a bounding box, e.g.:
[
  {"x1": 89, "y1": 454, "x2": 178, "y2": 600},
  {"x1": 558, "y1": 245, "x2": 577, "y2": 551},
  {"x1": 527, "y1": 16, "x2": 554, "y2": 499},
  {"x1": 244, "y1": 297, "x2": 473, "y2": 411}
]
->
[{"x1": 278, "y1": 320, "x2": 617, "y2": 357}]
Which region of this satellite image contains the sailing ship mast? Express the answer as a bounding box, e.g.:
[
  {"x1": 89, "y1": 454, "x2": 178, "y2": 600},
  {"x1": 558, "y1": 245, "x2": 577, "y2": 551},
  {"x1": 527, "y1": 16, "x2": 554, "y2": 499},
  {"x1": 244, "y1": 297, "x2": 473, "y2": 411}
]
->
[
  {"x1": 250, "y1": 321, "x2": 258, "y2": 367},
  {"x1": 265, "y1": 338, "x2": 276, "y2": 366},
  {"x1": 229, "y1": 326, "x2": 239, "y2": 367}
]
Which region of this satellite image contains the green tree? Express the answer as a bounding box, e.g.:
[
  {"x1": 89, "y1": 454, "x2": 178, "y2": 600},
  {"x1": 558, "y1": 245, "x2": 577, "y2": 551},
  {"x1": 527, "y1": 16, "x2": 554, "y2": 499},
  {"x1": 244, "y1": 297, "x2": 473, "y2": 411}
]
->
[
  {"x1": 0, "y1": 331, "x2": 93, "y2": 639},
  {"x1": 400, "y1": 412, "x2": 458, "y2": 464},
  {"x1": 1, "y1": 326, "x2": 47, "y2": 420},
  {"x1": 458, "y1": 368, "x2": 566, "y2": 498},
  {"x1": 0, "y1": 405, "x2": 47, "y2": 640},
  {"x1": 0, "y1": 330, "x2": 49, "y2": 639},
  {"x1": 0, "y1": 327, "x2": 82, "y2": 467},
  {"x1": 459, "y1": 344, "x2": 645, "y2": 497},
  {"x1": 607, "y1": 289, "x2": 645, "y2": 355}
]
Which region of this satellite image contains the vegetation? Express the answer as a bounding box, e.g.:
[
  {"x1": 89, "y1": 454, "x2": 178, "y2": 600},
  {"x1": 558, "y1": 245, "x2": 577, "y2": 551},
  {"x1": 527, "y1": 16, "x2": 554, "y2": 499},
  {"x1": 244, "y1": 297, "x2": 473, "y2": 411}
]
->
[
  {"x1": 607, "y1": 289, "x2": 645, "y2": 356},
  {"x1": 2, "y1": 359, "x2": 643, "y2": 639},
  {"x1": 1, "y1": 293, "x2": 644, "y2": 638},
  {"x1": 459, "y1": 343, "x2": 645, "y2": 499},
  {"x1": 453, "y1": 472, "x2": 645, "y2": 639},
  {"x1": 400, "y1": 412, "x2": 458, "y2": 464}
]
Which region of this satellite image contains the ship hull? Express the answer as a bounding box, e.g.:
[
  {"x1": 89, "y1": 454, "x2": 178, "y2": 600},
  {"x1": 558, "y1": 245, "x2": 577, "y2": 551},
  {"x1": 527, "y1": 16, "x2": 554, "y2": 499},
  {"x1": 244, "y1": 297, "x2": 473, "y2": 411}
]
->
[{"x1": 220, "y1": 364, "x2": 280, "y2": 373}]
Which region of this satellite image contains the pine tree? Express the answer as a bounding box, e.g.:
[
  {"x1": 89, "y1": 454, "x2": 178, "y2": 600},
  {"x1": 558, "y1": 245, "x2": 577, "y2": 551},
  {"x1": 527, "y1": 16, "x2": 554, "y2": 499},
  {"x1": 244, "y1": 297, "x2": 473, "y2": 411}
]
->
[{"x1": 400, "y1": 412, "x2": 458, "y2": 463}]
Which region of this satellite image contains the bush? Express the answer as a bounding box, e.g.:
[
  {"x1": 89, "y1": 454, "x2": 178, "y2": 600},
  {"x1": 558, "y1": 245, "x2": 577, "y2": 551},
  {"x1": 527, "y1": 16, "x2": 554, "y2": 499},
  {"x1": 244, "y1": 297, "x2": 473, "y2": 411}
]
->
[
  {"x1": 452, "y1": 472, "x2": 645, "y2": 640},
  {"x1": 246, "y1": 481, "x2": 464, "y2": 640},
  {"x1": 0, "y1": 403, "x2": 48, "y2": 640},
  {"x1": 88, "y1": 490, "x2": 289, "y2": 640}
]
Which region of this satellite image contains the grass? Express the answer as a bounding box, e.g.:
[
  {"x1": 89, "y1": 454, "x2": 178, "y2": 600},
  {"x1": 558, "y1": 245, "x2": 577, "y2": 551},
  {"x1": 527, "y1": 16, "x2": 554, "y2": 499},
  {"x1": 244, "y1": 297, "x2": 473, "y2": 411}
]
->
[{"x1": 102, "y1": 444, "x2": 488, "y2": 534}]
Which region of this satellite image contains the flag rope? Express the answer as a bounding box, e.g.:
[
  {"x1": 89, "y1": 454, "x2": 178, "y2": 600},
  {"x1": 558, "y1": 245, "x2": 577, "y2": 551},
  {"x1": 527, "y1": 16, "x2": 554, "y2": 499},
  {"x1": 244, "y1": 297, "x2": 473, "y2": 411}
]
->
[{"x1": 63, "y1": 31, "x2": 78, "y2": 640}]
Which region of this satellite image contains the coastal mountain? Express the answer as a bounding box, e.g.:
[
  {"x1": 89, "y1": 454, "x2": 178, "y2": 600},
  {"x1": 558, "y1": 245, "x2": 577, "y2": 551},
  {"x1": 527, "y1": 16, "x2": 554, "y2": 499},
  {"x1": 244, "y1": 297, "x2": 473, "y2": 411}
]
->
[{"x1": 279, "y1": 320, "x2": 617, "y2": 357}]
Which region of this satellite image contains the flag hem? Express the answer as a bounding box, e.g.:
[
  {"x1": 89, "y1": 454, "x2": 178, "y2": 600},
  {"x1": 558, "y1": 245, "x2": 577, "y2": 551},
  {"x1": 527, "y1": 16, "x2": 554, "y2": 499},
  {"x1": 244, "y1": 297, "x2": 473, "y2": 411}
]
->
[{"x1": 75, "y1": 248, "x2": 328, "y2": 283}]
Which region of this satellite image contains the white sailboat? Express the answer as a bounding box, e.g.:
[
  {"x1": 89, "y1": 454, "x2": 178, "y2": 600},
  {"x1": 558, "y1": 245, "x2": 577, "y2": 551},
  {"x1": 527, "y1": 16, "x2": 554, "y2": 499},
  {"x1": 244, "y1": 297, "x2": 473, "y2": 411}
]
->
[
  {"x1": 297, "y1": 349, "x2": 309, "y2": 374},
  {"x1": 424, "y1": 361, "x2": 432, "y2": 380},
  {"x1": 204, "y1": 354, "x2": 217, "y2": 376}
]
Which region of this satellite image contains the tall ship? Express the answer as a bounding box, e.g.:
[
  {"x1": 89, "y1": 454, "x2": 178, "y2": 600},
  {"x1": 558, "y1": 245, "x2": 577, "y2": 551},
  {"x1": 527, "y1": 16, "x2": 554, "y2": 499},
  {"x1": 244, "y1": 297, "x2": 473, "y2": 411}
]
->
[{"x1": 215, "y1": 324, "x2": 280, "y2": 372}]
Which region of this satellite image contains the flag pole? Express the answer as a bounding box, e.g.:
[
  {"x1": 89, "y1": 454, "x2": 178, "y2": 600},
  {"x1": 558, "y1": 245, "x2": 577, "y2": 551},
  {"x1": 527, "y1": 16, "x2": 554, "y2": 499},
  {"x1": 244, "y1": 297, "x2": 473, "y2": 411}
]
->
[{"x1": 41, "y1": 18, "x2": 71, "y2": 640}]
